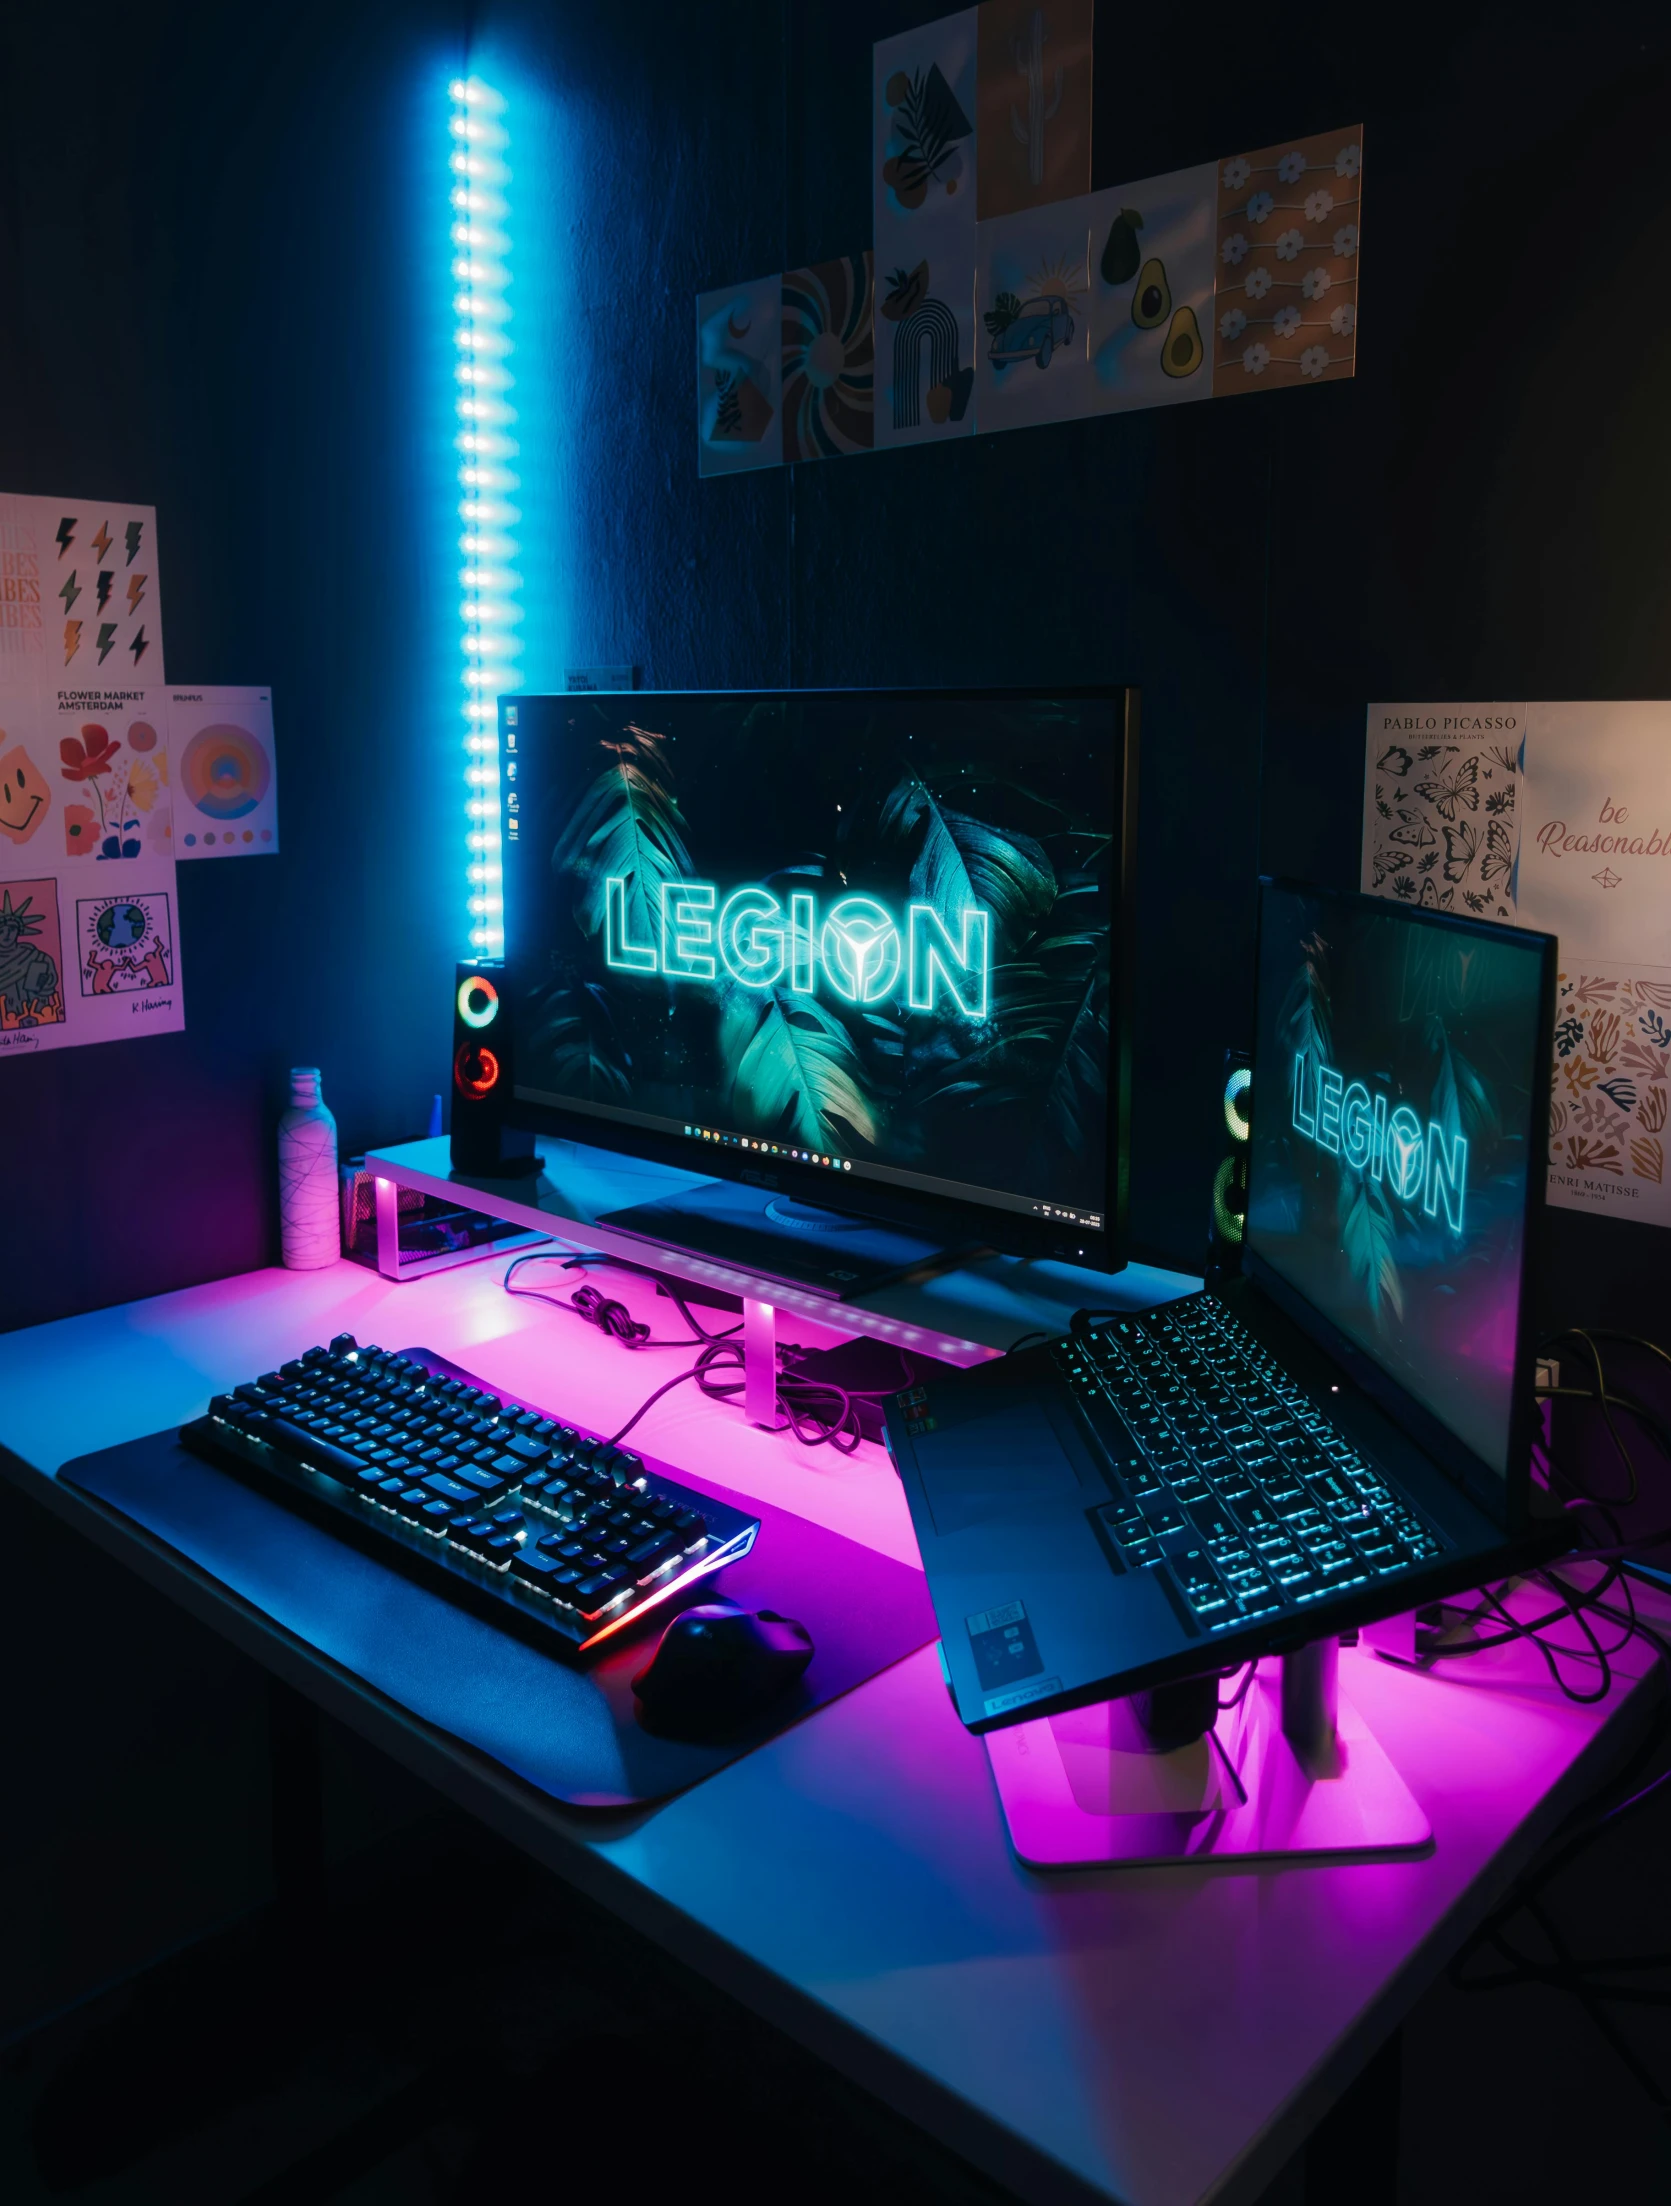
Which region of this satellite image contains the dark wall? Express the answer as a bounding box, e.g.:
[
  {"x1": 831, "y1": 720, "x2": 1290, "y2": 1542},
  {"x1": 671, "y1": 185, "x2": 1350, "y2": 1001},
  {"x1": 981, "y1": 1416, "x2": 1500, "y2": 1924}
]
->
[
  {"x1": 477, "y1": 0, "x2": 1671, "y2": 1335},
  {"x1": 0, "y1": 0, "x2": 467, "y2": 1331}
]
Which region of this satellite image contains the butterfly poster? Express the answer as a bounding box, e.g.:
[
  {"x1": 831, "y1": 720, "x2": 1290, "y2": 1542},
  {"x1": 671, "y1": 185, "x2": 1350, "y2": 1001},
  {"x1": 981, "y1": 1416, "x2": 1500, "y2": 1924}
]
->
[{"x1": 1360, "y1": 703, "x2": 1524, "y2": 920}]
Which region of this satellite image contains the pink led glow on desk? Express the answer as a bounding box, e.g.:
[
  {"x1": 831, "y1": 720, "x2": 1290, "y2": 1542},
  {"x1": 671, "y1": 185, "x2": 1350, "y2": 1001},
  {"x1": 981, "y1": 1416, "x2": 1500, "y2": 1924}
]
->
[{"x1": 2, "y1": 1257, "x2": 1664, "y2": 2206}]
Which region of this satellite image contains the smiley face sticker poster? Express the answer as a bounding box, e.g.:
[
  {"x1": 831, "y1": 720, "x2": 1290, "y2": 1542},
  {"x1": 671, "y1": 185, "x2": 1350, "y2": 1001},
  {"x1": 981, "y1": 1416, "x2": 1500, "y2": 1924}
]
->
[{"x1": 0, "y1": 683, "x2": 185, "y2": 1054}]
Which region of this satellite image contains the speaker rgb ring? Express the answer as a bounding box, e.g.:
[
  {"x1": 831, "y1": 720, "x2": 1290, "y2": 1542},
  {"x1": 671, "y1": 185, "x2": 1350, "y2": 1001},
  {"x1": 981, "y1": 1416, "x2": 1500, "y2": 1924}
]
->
[
  {"x1": 454, "y1": 1041, "x2": 501, "y2": 1101},
  {"x1": 1223, "y1": 1064, "x2": 1252, "y2": 1143},
  {"x1": 456, "y1": 973, "x2": 500, "y2": 1030}
]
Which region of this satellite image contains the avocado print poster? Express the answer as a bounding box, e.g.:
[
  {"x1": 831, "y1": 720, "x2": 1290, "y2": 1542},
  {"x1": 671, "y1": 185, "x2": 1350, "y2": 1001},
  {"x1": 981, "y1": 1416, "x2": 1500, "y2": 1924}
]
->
[
  {"x1": 1086, "y1": 165, "x2": 1216, "y2": 416},
  {"x1": 1211, "y1": 129, "x2": 1362, "y2": 396},
  {"x1": 873, "y1": 8, "x2": 979, "y2": 450}
]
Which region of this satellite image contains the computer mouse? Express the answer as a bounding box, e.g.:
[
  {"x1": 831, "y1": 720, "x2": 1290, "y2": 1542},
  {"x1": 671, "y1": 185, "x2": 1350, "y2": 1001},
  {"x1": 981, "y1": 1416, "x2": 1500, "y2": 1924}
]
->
[{"x1": 631, "y1": 1598, "x2": 814, "y2": 1738}]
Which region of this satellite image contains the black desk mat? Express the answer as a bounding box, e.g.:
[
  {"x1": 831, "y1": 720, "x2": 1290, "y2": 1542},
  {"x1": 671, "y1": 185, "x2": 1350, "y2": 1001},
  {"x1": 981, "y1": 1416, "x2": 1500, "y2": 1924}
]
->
[{"x1": 60, "y1": 1430, "x2": 935, "y2": 1810}]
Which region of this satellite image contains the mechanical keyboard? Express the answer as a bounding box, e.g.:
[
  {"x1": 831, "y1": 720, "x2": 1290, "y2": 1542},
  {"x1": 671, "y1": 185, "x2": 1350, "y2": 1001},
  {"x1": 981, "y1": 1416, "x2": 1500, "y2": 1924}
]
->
[
  {"x1": 1054, "y1": 1295, "x2": 1448, "y2": 1635},
  {"x1": 181, "y1": 1337, "x2": 760, "y2": 1654}
]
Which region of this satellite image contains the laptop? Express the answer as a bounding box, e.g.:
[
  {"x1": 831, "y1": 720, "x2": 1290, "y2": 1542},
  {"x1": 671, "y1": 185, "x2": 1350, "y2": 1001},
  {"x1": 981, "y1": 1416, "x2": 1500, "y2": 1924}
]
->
[{"x1": 885, "y1": 880, "x2": 1568, "y2": 1733}]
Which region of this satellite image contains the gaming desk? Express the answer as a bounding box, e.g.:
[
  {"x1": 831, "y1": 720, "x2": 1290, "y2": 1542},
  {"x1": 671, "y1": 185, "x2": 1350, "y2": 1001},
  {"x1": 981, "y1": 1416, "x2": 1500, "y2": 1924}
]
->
[{"x1": 2, "y1": 1246, "x2": 1664, "y2": 2206}]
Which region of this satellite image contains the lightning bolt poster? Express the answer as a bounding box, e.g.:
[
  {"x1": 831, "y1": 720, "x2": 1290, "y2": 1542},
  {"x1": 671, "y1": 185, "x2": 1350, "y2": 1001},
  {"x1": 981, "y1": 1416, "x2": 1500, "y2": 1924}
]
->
[{"x1": 0, "y1": 494, "x2": 164, "y2": 695}]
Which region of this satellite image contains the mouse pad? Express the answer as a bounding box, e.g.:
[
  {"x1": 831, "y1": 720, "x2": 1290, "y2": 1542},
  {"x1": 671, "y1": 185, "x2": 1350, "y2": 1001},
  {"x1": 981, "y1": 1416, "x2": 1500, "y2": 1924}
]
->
[{"x1": 59, "y1": 1430, "x2": 936, "y2": 1811}]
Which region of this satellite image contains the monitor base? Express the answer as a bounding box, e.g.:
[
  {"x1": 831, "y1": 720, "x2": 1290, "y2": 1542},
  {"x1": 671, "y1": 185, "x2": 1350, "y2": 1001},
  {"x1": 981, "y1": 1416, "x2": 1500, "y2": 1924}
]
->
[
  {"x1": 599, "y1": 1175, "x2": 973, "y2": 1301},
  {"x1": 985, "y1": 1637, "x2": 1432, "y2": 1869}
]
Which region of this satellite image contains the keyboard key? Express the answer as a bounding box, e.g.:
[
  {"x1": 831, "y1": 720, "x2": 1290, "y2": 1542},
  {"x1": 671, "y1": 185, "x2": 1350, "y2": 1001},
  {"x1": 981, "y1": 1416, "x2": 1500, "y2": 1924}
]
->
[{"x1": 423, "y1": 1472, "x2": 479, "y2": 1505}]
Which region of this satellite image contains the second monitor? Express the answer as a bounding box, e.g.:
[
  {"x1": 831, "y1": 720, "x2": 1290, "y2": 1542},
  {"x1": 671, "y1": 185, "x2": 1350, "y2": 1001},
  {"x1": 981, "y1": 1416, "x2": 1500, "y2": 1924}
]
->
[{"x1": 499, "y1": 688, "x2": 1137, "y2": 1287}]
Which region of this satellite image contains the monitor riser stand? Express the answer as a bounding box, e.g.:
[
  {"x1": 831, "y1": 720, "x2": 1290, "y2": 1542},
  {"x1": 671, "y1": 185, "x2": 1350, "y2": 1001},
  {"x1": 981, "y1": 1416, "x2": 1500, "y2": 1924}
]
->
[{"x1": 984, "y1": 1638, "x2": 1432, "y2": 1869}]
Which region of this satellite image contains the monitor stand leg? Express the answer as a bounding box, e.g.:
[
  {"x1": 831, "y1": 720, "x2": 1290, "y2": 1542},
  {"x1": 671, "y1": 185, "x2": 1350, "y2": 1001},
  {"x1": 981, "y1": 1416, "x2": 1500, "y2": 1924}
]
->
[
  {"x1": 983, "y1": 1635, "x2": 1433, "y2": 1870},
  {"x1": 744, "y1": 1296, "x2": 777, "y2": 1426}
]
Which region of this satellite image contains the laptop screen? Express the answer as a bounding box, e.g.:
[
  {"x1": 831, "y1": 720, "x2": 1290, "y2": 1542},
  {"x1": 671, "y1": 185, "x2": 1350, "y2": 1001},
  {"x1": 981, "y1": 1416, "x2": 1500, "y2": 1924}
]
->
[{"x1": 1246, "y1": 884, "x2": 1550, "y2": 1485}]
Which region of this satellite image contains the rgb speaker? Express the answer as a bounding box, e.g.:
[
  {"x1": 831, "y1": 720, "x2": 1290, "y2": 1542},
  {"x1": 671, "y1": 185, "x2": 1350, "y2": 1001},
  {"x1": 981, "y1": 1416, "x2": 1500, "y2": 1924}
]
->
[
  {"x1": 1207, "y1": 1049, "x2": 1251, "y2": 1278},
  {"x1": 450, "y1": 961, "x2": 536, "y2": 1176}
]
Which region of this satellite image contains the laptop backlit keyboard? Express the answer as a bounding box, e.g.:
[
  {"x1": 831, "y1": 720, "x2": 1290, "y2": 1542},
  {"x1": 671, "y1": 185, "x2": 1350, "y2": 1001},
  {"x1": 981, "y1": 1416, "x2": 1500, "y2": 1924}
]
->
[{"x1": 1054, "y1": 1295, "x2": 1446, "y2": 1634}]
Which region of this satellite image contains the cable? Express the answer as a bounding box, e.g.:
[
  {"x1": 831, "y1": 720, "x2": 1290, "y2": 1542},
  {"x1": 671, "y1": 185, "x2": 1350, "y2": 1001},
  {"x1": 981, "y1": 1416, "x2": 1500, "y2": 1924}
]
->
[{"x1": 503, "y1": 1252, "x2": 743, "y2": 1350}]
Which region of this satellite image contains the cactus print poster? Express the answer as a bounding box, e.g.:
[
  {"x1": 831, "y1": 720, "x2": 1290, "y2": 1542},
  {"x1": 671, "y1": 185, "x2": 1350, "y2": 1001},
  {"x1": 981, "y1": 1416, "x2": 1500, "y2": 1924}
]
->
[
  {"x1": 1211, "y1": 129, "x2": 1362, "y2": 397},
  {"x1": 874, "y1": 9, "x2": 979, "y2": 450},
  {"x1": 975, "y1": 0, "x2": 1093, "y2": 221},
  {"x1": 1548, "y1": 967, "x2": 1671, "y2": 1227},
  {"x1": 782, "y1": 254, "x2": 875, "y2": 461},
  {"x1": 696, "y1": 274, "x2": 783, "y2": 476}
]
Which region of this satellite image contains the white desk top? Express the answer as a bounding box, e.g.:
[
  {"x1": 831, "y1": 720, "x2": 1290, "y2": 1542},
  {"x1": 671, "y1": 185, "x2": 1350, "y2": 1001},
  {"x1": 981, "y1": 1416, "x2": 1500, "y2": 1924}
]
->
[{"x1": 2, "y1": 1255, "x2": 1660, "y2": 2206}]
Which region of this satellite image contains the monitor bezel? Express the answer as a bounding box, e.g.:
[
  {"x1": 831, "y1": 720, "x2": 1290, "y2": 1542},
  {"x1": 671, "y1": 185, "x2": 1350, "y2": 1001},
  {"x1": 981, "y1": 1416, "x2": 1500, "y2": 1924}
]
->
[
  {"x1": 1243, "y1": 877, "x2": 1556, "y2": 1530},
  {"x1": 497, "y1": 685, "x2": 1138, "y2": 1274}
]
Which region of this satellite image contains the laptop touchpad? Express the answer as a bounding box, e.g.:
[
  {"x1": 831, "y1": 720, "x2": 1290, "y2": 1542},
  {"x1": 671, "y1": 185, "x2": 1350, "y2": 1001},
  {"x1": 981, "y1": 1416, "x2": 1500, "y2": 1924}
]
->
[{"x1": 914, "y1": 1399, "x2": 1084, "y2": 1534}]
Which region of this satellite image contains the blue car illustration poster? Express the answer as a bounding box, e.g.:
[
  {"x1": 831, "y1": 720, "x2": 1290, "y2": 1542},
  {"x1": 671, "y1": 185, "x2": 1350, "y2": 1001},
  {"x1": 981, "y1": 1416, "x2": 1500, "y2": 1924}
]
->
[
  {"x1": 975, "y1": 201, "x2": 1092, "y2": 434},
  {"x1": 873, "y1": 8, "x2": 979, "y2": 450}
]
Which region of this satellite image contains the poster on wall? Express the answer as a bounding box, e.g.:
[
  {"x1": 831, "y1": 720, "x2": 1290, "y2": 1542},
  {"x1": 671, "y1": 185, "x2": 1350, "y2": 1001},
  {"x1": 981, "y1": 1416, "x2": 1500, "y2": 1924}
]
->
[
  {"x1": 696, "y1": 275, "x2": 784, "y2": 476},
  {"x1": 0, "y1": 683, "x2": 183, "y2": 1055},
  {"x1": 782, "y1": 253, "x2": 876, "y2": 461},
  {"x1": 975, "y1": 0, "x2": 1094, "y2": 221},
  {"x1": 1086, "y1": 165, "x2": 1216, "y2": 415},
  {"x1": 975, "y1": 199, "x2": 1093, "y2": 433},
  {"x1": 1361, "y1": 701, "x2": 1671, "y2": 1228},
  {"x1": 0, "y1": 494, "x2": 164, "y2": 697},
  {"x1": 873, "y1": 9, "x2": 979, "y2": 450},
  {"x1": 1211, "y1": 130, "x2": 1361, "y2": 397},
  {"x1": 170, "y1": 687, "x2": 280, "y2": 858}
]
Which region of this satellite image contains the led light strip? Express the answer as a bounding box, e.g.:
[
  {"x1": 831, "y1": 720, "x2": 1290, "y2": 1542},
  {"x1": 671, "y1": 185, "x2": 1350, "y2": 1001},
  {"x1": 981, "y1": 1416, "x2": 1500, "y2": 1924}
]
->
[{"x1": 449, "y1": 75, "x2": 520, "y2": 956}]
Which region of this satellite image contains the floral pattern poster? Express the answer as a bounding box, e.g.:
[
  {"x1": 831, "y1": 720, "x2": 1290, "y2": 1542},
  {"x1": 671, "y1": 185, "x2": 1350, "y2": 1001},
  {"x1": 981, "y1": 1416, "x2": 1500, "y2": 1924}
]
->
[
  {"x1": 1549, "y1": 966, "x2": 1671, "y2": 1228},
  {"x1": 874, "y1": 8, "x2": 979, "y2": 450},
  {"x1": 0, "y1": 682, "x2": 184, "y2": 1057},
  {"x1": 1212, "y1": 129, "x2": 1361, "y2": 397}
]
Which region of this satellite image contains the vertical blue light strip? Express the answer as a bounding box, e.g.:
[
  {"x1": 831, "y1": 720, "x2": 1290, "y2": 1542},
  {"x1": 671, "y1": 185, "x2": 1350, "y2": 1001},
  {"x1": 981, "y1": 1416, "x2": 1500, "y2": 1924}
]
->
[{"x1": 449, "y1": 75, "x2": 519, "y2": 956}]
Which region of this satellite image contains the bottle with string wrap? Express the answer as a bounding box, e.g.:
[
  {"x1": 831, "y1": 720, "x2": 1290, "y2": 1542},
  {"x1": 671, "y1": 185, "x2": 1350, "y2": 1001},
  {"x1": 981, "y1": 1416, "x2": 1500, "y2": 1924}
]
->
[{"x1": 278, "y1": 1067, "x2": 339, "y2": 1269}]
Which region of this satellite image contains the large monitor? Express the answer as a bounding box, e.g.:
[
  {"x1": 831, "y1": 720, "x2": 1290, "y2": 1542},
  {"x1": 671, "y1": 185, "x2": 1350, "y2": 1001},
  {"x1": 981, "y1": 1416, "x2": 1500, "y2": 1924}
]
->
[
  {"x1": 498, "y1": 688, "x2": 1137, "y2": 1273},
  {"x1": 1246, "y1": 880, "x2": 1553, "y2": 1512}
]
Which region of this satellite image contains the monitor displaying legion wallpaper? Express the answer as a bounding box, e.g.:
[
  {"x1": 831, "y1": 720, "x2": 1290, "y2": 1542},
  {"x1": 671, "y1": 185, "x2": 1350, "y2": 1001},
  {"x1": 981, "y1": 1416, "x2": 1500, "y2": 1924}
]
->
[
  {"x1": 499, "y1": 689, "x2": 1131, "y2": 1242},
  {"x1": 1248, "y1": 883, "x2": 1550, "y2": 1482}
]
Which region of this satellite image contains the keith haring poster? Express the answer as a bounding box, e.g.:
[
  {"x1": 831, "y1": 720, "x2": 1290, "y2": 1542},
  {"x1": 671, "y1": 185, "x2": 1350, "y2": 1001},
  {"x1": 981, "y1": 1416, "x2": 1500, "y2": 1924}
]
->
[
  {"x1": 697, "y1": 274, "x2": 784, "y2": 476},
  {"x1": 0, "y1": 493, "x2": 165, "y2": 697},
  {"x1": 1086, "y1": 165, "x2": 1216, "y2": 417},
  {"x1": 874, "y1": 9, "x2": 979, "y2": 449},
  {"x1": 975, "y1": 0, "x2": 1093, "y2": 221}
]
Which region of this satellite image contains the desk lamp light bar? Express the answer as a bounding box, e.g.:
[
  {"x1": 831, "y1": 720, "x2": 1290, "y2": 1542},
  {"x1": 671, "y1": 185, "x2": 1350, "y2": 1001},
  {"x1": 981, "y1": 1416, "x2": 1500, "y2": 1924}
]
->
[{"x1": 449, "y1": 74, "x2": 519, "y2": 958}]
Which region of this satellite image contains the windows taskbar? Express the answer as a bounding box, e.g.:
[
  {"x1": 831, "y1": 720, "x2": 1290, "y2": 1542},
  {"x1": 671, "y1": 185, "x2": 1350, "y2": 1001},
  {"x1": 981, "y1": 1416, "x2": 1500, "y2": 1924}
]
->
[{"x1": 511, "y1": 1084, "x2": 1106, "y2": 1236}]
